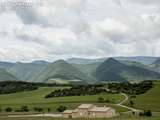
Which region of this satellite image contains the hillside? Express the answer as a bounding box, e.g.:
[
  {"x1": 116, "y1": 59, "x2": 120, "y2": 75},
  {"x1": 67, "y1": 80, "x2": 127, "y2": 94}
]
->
[
  {"x1": 72, "y1": 62, "x2": 101, "y2": 83},
  {"x1": 96, "y1": 58, "x2": 160, "y2": 82},
  {"x1": 7, "y1": 62, "x2": 48, "y2": 81},
  {"x1": 34, "y1": 60, "x2": 89, "y2": 83},
  {"x1": 0, "y1": 68, "x2": 17, "y2": 81},
  {"x1": 130, "y1": 82, "x2": 160, "y2": 111},
  {"x1": 0, "y1": 62, "x2": 14, "y2": 70},
  {"x1": 151, "y1": 58, "x2": 160, "y2": 73}
]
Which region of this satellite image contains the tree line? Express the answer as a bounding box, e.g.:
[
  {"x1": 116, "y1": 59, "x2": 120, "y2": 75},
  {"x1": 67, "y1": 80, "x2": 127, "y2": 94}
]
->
[
  {"x1": 45, "y1": 81, "x2": 153, "y2": 98},
  {"x1": 0, "y1": 81, "x2": 70, "y2": 94},
  {"x1": 0, "y1": 105, "x2": 66, "y2": 113},
  {"x1": 45, "y1": 84, "x2": 107, "y2": 98},
  {"x1": 107, "y1": 81, "x2": 153, "y2": 95}
]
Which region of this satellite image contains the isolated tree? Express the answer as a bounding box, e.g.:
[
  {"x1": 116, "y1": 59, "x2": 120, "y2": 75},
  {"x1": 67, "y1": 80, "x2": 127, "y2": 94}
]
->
[
  {"x1": 34, "y1": 107, "x2": 43, "y2": 112},
  {"x1": 5, "y1": 107, "x2": 12, "y2": 112},
  {"x1": 105, "y1": 99, "x2": 110, "y2": 103},
  {"x1": 47, "y1": 108, "x2": 51, "y2": 112},
  {"x1": 139, "y1": 110, "x2": 152, "y2": 117},
  {"x1": 144, "y1": 110, "x2": 152, "y2": 117},
  {"x1": 129, "y1": 100, "x2": 134, "y2": 107},
  {"x1": 21, "y1": 106, "x2": 29, "y2": 112},
  {"x1": 98, "y1": 97, "x2": 104, "y2": 103},
  {"x1": 57, "y1": 106, "x2": 67, "y2": 112}
]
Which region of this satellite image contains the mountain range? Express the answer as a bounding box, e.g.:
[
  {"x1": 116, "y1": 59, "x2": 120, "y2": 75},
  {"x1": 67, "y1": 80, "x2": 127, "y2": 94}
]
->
[{"x1": 0, "y1": 56, "x2": 160, "y2": 84}]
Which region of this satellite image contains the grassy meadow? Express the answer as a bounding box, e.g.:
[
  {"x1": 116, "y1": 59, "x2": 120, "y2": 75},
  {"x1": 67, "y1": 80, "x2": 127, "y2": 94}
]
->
[
  {"x1": 130, "y1": 82, "x2": 160, "y2": 112},
  {"x1": 0, "y1": 86, "x2": 126, "y2": 112},
  {"x1": 0, "y1": 115, "x2": 160, "y2": 120}
]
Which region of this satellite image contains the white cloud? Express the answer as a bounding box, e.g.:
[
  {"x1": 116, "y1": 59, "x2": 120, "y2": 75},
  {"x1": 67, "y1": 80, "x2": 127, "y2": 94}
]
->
[{"x1": 0, "y1": 0, "x2": 160, "y2": 61}]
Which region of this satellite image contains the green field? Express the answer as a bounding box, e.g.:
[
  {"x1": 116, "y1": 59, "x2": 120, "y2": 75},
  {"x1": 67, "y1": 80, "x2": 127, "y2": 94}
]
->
[
  {"x1": 0, "y1": 87, "x2": 126, "y2": 112},
  {"x1": 0, "y1": 115, "x2": 160, "y2": 120},
  {"x1": 131, "y1": 82, "x2": 160, "y2": 112}
]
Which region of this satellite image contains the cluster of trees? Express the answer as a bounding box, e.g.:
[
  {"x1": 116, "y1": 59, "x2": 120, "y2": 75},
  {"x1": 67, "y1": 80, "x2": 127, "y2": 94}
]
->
[
  {"x1": 45, "y1": 85, "x2": 108, "y2": 98},
  {"x1": 0, "y1": 81, "x2": 38, "y2": 94},
  {"x1": 0, "y1": 81, "x2": 70, "y2": 94},
  {"x1": 1, "y1": 106, "x2": 52, "y2": 113},
  {"x1": 0, "y1": 105, "x2": 68, "y2": 113},
  {"x1": 3, "y1": 106, "x2": 30, "y2": 112},
  {"x1": 45, "y1": 81, "x2": 153, "y2": 98},
  {"x1": 107, "y1": 81, "x2": 153, "y2": 95}
]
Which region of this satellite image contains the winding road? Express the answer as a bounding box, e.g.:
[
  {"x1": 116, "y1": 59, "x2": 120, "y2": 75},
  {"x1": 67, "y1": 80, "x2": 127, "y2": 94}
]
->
[{"x1": 117, "y1": 93, "x2": 142, "y2": 112}]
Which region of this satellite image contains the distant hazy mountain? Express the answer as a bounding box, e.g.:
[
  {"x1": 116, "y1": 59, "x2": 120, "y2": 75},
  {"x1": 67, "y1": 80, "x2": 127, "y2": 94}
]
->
[
  {"x1": 152, "y1": 58, "x2": 160, "y2": 65},
  {"x1": 34, "y1": 60, "x2": 89, "y2": 83},
  {"x1": 72, "y1": 62, "x2": 101, "y2": 83},
  {"x1": 115, "y1": 56, "x2": 158, "y2": 65},
  {"x1": 96, "y1": 58, "x2": 160, "y2": 82},
  {"x1": 151, "y1": 58, "x2": 160, "y2": 73},
  {"x1": 0, "y1": 57, "x2": 160, "y2": 83},
  {"x1": 67, "y1": 58, "x2": 106, "y2": 64},
  {"x1": 67, "y1": 56, "x2": 158, "y2": 65},
  {"x1": 0, "y1": 62, "x2": 14, "y2": 70},
  {"x1": 7, "y1": 62, "x2": 49, "y2": 81},
  {"x1": 0, "y1": 68, "x2": 17, "y2": 81}
]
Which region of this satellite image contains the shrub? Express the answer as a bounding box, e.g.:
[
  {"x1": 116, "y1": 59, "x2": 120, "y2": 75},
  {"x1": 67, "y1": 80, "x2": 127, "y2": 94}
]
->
[
  {"x1": 144, "y1": 110, "x2": 152, "y2": 117},
  {"x1": 98, "y1": 97, "x2": 104, "y2": 103},
  {"x1": 5, "y1": 107, "x2": 12, "y2": 112},
  {"x1": 105, "y1": 99, "x2": 110, "y2": 103},
  {"x1": 139, "y1": 110, "x2": 152, "y2": 117},
  {"x1": 129, "y1": 100, "x2": 134, "y2": 107},
  {"x1": 47, "y1": 108, "x2": 51, "y2": 112},
  {"x1": 34, "y1": 107, "x2": 43, "y2": 112},
  {"x1": 21, "y1": 106, "x2": 29, "y2": 112},
  {"x1": 57, "y1": 106, "x2": 67, "y2": 112}
]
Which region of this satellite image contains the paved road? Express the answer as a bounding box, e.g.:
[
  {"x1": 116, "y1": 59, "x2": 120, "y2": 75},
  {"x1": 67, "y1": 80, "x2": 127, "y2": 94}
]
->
[{"x1": 117, "y1": 93, "x2": 142, "y2": 112}]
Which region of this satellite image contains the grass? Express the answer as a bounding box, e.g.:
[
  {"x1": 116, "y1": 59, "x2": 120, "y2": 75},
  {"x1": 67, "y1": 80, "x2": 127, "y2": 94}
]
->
[
  {"x1": 0, "y1": 87, "x2": 126, "y2": 112},
  {"x1": 0, "y1": 115, "x2": 160, "y2": 120},
  {"x1": 126, "y1": 82, "x2": 160, "y2": 112}
]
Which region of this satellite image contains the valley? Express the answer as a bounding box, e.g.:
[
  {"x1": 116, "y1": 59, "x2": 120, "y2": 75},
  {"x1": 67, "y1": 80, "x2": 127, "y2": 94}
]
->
[{"x1": 0, "y1": 57, "x2": 160, "y2": 120}]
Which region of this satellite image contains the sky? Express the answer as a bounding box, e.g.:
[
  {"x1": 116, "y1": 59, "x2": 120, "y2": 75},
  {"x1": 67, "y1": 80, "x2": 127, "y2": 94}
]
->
[{"x1": 0, "y1": 0, "x2": 160, "y2": 62}]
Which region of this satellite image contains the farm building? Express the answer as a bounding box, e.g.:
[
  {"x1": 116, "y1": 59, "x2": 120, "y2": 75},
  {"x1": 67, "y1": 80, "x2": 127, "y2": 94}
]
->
[{"x1": 63, "y1": 104, "x2": 116, "y2": 118}]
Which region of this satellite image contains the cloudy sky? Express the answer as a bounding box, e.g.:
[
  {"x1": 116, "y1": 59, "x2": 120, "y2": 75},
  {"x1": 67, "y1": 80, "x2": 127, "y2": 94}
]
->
[{"x1": 0, "y1": 0, "x2": 160, "y2": 62}]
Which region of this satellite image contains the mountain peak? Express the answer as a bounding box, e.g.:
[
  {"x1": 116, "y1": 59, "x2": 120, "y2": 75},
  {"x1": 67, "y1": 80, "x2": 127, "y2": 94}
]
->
[
  {"x1": 105, "y1": 58, "x2": 121, "y2": 64},
  {"x1": 53, "y1": 60, "x2": 67, "y2": 64},
  {"x1": 152, "y1": 58, "x2": 160, "y2": 65}
]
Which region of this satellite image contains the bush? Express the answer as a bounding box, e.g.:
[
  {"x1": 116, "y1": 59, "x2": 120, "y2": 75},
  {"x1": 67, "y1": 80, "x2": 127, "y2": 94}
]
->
[
  {"x1": 5, "y1": 107, "x2": 12, "y2": 112},
  {"x1": 129, "y1": 100, "x2": 134, "y2": 107},
  {"x1": 47, "y1": 108, "x2": 51, "y2": 112},
  {"x1": 0, "y1": 107, "x2": 2, "y2": 112},
  {"x1": 34, "y1": 107, "x2": 43, "y2": 112},
  {"x1": 139, "y1": 110, "x2": 152, "y2": 117},
  {"x1": 105, "y1": 99, "x2": 110, "y2": 103},
  {"x1": 144, "y1": 110, "x2": 152, "y2": 117},
  {"x1": 57, "y1": 106, "x2": 67, "y2": 112},
  {"x1": 21, "y1": 106, "x2": 29, "y2": 112},
  {"x1": 98, "y1": 97, "x2": 104, "y2": 103}
]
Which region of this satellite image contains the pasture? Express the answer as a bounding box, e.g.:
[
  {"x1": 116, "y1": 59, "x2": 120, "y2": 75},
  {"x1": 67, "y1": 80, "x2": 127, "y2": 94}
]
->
[
  {"x1": 0, "y1": 87, "x2": 126, "y2": 112},
  {"x1": 131, "y1": 82, "x2": 160, "y2": 112}
]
